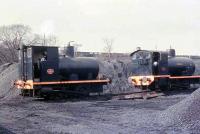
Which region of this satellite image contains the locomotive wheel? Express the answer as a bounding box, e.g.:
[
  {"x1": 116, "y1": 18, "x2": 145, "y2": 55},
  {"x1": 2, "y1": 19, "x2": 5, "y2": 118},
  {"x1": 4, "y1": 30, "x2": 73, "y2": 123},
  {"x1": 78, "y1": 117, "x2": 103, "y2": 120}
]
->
[
  {"x1": 148, "y1": 82, "x2": 156, "y2": 91},
  {"x1": 75, "y1": 85, "x2": 90, "y2": 97},
  {"x1": 43, "y1": 94, "x2": 50, "y2": 100}
]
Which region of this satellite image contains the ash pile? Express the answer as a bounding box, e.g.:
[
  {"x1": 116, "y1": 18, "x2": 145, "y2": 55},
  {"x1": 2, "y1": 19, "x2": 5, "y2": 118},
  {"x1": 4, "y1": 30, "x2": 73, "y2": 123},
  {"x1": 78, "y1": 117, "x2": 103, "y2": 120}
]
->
[
  {"x1": 0, "y1": 63, "x2": 20, "y2": 101},
  {"x1": 98, "y1": 58, "x2": 138, "y2": 94},
  {"x1": 160, "y1": 88, "x2": 200, "y2": 132}
]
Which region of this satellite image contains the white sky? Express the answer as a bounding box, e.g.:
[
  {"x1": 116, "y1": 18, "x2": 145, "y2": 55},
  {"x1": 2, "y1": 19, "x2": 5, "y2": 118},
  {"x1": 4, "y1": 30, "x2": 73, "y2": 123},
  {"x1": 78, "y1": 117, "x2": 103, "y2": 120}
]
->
[{"x1": 0, "y1": 0, "x2": 200, "y2": 55}]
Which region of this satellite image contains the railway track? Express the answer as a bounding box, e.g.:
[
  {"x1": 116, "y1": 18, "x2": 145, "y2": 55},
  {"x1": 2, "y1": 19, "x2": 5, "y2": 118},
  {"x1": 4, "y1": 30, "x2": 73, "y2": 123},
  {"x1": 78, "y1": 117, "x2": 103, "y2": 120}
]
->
[
  {"x1": 21, "y1": 86, "x2": 196, "y2": 101},
  {"x1": 112, "y1": 90, "x2": 164, "y2": 100}
]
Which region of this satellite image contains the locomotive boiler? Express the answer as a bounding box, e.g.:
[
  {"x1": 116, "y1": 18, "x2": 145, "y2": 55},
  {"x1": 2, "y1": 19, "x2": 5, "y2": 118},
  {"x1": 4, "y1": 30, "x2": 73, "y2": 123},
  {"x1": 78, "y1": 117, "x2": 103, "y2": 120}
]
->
[
  {"x1": 128, "y1": 49, "x2": 200, "y2": 90},
  {"x1": 15, "y1": 45, "x2": 110, "y2": 98}
]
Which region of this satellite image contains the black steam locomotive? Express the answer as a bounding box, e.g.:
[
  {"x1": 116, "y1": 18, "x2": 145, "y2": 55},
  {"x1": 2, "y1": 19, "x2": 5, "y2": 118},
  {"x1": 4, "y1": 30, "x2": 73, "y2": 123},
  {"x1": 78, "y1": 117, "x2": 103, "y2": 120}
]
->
[
  {"x1": 15, "y1": 45, "x2": 110, "y2": 98},
  {"x1": 128, "y1": 49, "x2": 200, "y2": 90}
]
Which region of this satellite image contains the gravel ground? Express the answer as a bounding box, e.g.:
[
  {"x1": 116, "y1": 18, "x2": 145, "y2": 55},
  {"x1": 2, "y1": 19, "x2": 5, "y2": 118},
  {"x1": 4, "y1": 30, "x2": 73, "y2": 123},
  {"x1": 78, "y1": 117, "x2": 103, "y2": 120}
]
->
[
  {"x1": 160, "y1": 88, "x2": 200, "y2": 133},
  {"x1": 0, "y1": 91, "x2": 195, "y2": 134}
]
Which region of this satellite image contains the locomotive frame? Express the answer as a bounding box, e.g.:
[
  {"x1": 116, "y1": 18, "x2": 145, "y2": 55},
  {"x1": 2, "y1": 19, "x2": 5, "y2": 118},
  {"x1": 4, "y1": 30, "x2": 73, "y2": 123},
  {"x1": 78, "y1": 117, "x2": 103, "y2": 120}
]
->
[{"x1": 15, "y1": 45, "x2": 110, "y2": 98}]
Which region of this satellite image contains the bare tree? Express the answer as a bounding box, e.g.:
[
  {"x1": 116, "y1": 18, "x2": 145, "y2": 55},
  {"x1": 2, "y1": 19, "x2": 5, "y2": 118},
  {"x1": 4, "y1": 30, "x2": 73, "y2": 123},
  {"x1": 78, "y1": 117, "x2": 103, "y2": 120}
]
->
[
  {"x1": 0, "y1": 24, "x2": 31, "y2": 63},
  {"x1": 103, "y1": 38, "x2": 114, "y2": 60},
  {"x1": 0, "y1": 24, "x2": 58, "y2": 65}
]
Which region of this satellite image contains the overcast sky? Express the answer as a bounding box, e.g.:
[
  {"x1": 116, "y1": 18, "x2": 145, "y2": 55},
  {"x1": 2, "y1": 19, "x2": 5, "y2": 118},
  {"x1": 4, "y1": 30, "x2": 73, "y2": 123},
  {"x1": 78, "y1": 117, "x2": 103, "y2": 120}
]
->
[{"x1": 0, "y1": 0, "x2": 200, "y2": 54}]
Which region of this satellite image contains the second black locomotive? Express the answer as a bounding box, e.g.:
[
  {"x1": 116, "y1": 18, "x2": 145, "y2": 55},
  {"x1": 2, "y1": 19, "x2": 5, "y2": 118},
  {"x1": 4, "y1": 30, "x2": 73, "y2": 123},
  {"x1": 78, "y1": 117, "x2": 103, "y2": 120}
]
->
[{"x1": 128, "y1": 49, "x2": 200, "y2": 90}]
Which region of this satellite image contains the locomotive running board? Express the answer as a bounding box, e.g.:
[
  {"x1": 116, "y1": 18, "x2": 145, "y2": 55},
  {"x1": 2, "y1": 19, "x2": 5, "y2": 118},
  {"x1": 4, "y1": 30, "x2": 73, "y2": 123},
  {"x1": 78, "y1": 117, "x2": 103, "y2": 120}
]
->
[
  {"x1": 145, "y1": 75, "x2": 200, "y2": 79},
  {"x1": 33, "y1": 79, "x2": 110, "y2": 86},
  {"x1": 155, "y1": 75, "x2": 200, "y2": 79},
  {"x1": 169, "y1": 75, "x2": 200, "y2": 79}
]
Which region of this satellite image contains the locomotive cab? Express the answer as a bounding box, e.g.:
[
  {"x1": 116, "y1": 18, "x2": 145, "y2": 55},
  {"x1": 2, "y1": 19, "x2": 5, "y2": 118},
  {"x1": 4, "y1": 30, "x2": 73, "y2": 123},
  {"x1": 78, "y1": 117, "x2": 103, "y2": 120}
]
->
[
  {"x1": 18, "y1": 45, "x2": 59, "y2": 83},
  {"x1": 151, "y1": 51, "x2": 169, "y2": 89}
]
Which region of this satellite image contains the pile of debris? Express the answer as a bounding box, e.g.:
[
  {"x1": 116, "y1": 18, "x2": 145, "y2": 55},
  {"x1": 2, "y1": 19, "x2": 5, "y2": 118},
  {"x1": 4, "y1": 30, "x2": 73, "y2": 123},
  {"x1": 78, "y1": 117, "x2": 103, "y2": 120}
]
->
[
  {"x1": 160, "y1": 88, "x2": 200, "y2": 132},
  {"x1": 99, "y1": 58, "x2": 138, "y2": 94},
  {"x1": 0, "y1": 63, "x2": 20, "y2": 101}
]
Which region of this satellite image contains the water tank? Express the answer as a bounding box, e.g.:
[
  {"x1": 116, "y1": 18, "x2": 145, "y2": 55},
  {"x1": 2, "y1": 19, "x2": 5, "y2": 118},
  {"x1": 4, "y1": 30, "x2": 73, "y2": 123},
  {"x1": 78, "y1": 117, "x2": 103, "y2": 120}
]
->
[
  {"x1": 59, "y1": 57, "x2": 99, "y2": 80},
  {"x1": 168, "y1": 57, "x2": 195, "y2": 76}
]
